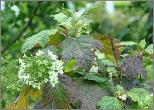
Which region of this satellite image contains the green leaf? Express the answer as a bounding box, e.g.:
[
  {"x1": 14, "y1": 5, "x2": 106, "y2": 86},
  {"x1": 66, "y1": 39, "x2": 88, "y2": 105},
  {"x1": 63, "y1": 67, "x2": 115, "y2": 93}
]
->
[
  {"x1": 127, "y1": 88, "x2": 149, "y2": 102},
  {"x1": 101, "y1": 59, "x2": 115, "y2": 66},
  {"x1": 64, "y1": 60, "x2": 77, "y2": 72},
  {"x1": 61, "y1": 17, "x2": 73, "y2": 30},
  {"x1": 84, "y1": 74, "x2": 107, "y2": 83},
  {"x1": 127, "y1": 88, "x2": 152, "y2": 109},
  {"x1": 146, "y1": 65, "x2": 153, "y2": 80},
  {"x1": 145, "y1": 44, "x2": 153, "y2": 54},
  {"x1": 96, "y1": 57, "x2": 106, "y2": 73},
  {"x1": 95, "y1": 50, "x2": 105, "y2": 60},
  {"x1": 97, "y1": 96, "x2": 123, "y2": 109},
  {"x1": 106, "y1": 67, "x2": 117, "y2": 74},
  {"x1": 117, "y1": 41, "x2": 137, "y2": 46},
  {"x1": 61, "y1": 35, "x2": 102, "y2": 71},
  {"x1": 21, "y1": 29, "x2": 57, "y2": 53},
  {"x1": 139, "y1": 39, "x2": 146, "y2": 49},
  {"x1": 53, "y1": 12, "x2": 68, "y2": 23},
  {"x1": 128, "y1": 102, "x2": 139, "y2": 109}
]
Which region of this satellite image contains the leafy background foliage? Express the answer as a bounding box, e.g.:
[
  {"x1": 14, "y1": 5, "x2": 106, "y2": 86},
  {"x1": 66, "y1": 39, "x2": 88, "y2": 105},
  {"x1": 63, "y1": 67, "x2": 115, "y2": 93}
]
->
[{"x1": 1, "y1": 1, "x2": 153, "y2": 109}]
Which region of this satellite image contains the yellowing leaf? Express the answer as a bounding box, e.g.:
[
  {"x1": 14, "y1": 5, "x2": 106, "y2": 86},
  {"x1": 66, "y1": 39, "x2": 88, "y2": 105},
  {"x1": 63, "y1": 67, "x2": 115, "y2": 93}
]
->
[
  {"x1": 7, "y1": 95, "x2": 28, "y2": 110},
  {"x1": 48, "y1": 32, "x2": 66, "y2": 46},
  {"x1": 29, "y1": 87, "x2": 42, "y2": 100},
  {"x1": 7, "y1": 85, "x2": 42, "y2": 110},
  {"x1": 64, "y1": 60, "x2": 77, "y2": 72},
  {"x1": 93, "y1": 34, "x2": 121, "y2": 61},
  {"x1": 7, "y1": 87, "x2": 29, "y2": 110}
]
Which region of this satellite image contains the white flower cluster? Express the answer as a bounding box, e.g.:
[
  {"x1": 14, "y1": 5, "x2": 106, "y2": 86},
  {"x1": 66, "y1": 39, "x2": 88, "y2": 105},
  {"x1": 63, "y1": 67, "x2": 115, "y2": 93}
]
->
[
  {"x1": 116, "y1": 85, "x2": 127, "y2": 101},
  {"x1": 45, "y1": 50, "x2": 64, "y2": 87},
  {"x1": 90, "y1": 65, "x2": 99, "y2": 73},
  {"x1": 18, "y1": 58, "x2": 30, "y2": 83},
  {"x1": 118, "y1": 94, "x2": 127, "y2": 101},
  {"x1": 108, "y1": 72, "x2": 113, "y2": 81},
  {"x1": 18, "y1": 50, "x2": 63, "y2": 89}
]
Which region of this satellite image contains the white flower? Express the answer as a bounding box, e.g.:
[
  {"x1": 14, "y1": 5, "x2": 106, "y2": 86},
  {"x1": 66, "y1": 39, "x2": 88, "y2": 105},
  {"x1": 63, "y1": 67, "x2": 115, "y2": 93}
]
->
[
  {"x1": 19, "y1": 58, "x2": 23, "y2": 64},
  {"x1": 109, "y1": 72, "x2": 113, "y2": 77},
  {"x1": 90, "y1": 65, "x2": 99, "y2": 73},
  {"x1": 36, "y1": 50, "x2": 44, "y2": 56},
  {"x1": 18, "y1": 58, "x2": 26, "y2": 81},
  {"x1": 49, "y1": 73, "x2": 59, "y2": 87},
  {"x1": 28, "y1": 81, "x2": 34, "y2": 85},
  {"x1": 50, "y1": 78, "x2": 58, "y2": 87},
  {"x1": 49, "y1": 72, "x2": 58, "y2": 78},
  {"x1": 49, "y1": 75, "x2": 58, "y2": 81},
  {"x1": 48, "y1": 50, "x2": 58, "y2": 60},
  {"x1": 59, "y1": 70, "x2": 64, "y2": 74},
  {"x1": 119, "y1": 94, "x2": 127, "y2": 101},
  {"x1": 11, "y1": 5, "x2": 20, "y2": 16},
  {"x1": 36, "y1": 83, "x2": 41, "y2": 90}
]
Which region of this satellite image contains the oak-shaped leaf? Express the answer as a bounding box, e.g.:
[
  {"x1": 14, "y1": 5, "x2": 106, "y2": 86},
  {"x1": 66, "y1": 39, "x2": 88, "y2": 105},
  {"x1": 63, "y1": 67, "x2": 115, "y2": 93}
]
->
[
  {"x1": 75, "y1": 79, "x2": 109, "y2": 109},
  {"x1": 34, "y1": 81, "x2": 72, "y2": 109},
  {"x1": 61, "y1": 35, "x2": 103, "y2": 71},
  {"x1": 122, "y1": 56, "x2": 147, "y2": 80},
  {"x1": 34, "y1": 74, "x2": 109, "y2": 109},
  {"x1": 21, "y1": 29, "x2": 57, "y2": 53}
]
